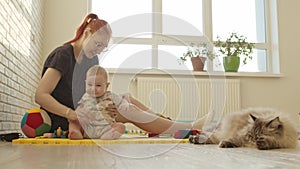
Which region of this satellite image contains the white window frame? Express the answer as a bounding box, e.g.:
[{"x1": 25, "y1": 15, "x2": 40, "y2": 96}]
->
[{"x1": 88, "y1": 0, "x2": 280, "y2": 74}]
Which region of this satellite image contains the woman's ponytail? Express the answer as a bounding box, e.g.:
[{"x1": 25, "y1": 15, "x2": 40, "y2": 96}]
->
[{"x1": 64, "y1": 13, "x2": 100, "y2": 45}]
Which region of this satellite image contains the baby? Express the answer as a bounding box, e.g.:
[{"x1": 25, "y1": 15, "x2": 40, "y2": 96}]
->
[{"x1": 70, "y1": 65, "x2": 127, "y2": 139}]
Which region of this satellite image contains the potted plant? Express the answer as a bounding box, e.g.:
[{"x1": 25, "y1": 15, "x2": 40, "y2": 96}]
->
[
  {"x1": 214, "y1": 32, "x2": 254, "y2": 72},
  {"x1": 179, "y1": 42, "x2": 215, "y2": 71}
]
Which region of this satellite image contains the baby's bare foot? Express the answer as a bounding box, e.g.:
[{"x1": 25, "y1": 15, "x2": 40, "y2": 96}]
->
[{"x1": 68, "y1": 130, "x2": 83, "y2": 140}]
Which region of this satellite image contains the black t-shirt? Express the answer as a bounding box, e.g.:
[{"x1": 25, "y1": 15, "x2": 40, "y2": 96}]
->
[{"x1": 41, "y1": 44, "x2": 98, "y2": 132}]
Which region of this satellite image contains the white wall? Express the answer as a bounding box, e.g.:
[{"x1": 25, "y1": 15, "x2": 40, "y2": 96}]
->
[
  {"x1": 42, "y1": 0, "x2": 88, "y2": 61},
  {"x1": 241, "y1": 0, "x2": 300, "y2": 118},
  {"x1": 0, "y1": 0, "x2": 45, "y2": 134},
  {"x1": 41, "y1": 0, "x2": 300, "y2": 128}
]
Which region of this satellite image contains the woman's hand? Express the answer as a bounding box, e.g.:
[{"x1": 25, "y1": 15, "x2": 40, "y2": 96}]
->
[
  {"x1": 67, "y1": 109, "x2": 78, "y2": 121},
  {"x1": 106, "y1": 104, "x2": 119, "y2": 118}
]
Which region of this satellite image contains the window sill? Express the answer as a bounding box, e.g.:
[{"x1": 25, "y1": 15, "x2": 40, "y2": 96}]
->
[{"x1": 107, "y1": 68, "x2": 284, "y2": 78}]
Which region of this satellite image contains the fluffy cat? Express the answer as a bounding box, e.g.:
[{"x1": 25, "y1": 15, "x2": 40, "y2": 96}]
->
[{"x1": 189, "y1": 108, "x2": 298, "y2": 150}]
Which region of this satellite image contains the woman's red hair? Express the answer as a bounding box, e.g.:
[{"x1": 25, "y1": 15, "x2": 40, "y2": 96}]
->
[{"x1": 64, "y1": 13, "x2": 111, "y2": 45}]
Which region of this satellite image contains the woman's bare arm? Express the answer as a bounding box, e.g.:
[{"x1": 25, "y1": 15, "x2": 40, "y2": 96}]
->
[{"x1": 35, "y1": 68, "x2": 77, "y2": 120}]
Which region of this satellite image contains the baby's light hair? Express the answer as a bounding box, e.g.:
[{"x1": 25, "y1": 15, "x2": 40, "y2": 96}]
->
[{"x1": 86, "y1": 65, "x2": 108, "y2": 81}]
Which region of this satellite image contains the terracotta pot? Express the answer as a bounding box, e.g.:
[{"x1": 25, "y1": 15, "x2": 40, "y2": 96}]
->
[{"x1": 191, "y1": 57, "x2": 206, "y2": 71}]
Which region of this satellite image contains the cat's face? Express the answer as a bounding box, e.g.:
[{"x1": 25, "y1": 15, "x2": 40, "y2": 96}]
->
[{"x1": 248, "y1": 114, "x2": 284, "y2": 142}]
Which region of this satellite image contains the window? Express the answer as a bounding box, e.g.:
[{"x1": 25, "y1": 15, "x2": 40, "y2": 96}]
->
[{"x1": 90, "y1": 0, "x2": 279, "y2": 73}]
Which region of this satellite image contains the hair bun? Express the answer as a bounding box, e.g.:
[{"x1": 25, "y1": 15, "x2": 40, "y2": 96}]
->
[
  {"x1": 89, "y1": 13, "x2": 99, "y2": 20},
  {"x1": 86, "y1": 13, "x2": 99, "y2": 23}
]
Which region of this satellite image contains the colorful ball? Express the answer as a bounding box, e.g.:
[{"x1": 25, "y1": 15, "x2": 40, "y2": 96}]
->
[{"x1": 21, "y1": 108, "x2": 51, "y2": 138}]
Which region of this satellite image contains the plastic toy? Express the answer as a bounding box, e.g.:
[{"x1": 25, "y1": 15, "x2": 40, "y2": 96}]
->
[
  {"x1": 53, "y1": 127, "x2": 68, "y2": 138},
  {"x1": 173, "y1": 129, "x2": 201, "y2": 139},
  {"x1": 43, "y1": 127, "x2": 68, "y2": 138},
  {"x1": 124, "y1": 129, "x2": 147, "y2": 135}
]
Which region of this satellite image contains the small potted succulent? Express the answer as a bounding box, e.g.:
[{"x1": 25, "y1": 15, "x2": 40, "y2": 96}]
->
[
  {"x1": 214, "y1": 32, "x2": 254, "y2": 72},
  {"x1": 179, "y1": 42, "x2": 215, "y2": 71}
]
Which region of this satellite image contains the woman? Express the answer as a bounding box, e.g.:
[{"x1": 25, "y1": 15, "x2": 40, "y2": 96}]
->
[{"x1": 35, "y1": 13, "x2": 205, "y2": 138}]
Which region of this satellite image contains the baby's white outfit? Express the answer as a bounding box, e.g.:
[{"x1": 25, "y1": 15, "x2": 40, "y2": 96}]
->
[{"x1": 77, "y1": 91, "x2": 129, "y2": 139}]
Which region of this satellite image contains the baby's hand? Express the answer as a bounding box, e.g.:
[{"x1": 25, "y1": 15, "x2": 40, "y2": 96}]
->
[{"x1": 106, "y1": 104, "x2": 118, "y2": 118}]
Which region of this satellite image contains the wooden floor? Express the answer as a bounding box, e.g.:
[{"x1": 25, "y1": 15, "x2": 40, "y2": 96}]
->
[{"x1": 1, "y1": 141, "x2": 300, "y2": 169}]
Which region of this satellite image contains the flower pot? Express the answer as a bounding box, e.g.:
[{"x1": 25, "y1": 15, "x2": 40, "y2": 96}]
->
[
  {"x1": 191, "y1": 57, "x2": 206, "y2": 71},
  {"x1": 223, "y1": 56, "x2": 240, "y2": 72}
]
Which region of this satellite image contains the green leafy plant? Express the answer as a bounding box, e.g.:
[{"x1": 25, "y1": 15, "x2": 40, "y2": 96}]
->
[
  {"x1": 214, "y1": 32, "x2": 254, "y2": 64},
  {"x1": 179, "y1": 42, "x2": 215, "y2": 64}
]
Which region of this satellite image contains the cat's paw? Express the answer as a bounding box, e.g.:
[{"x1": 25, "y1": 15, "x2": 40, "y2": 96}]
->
[
  {"x1": 219, "y1": 140, "x2": 238, "y2": 148},
  {"x1": 189, "y1": 134, "x2": 209, "y2": 144},
  {"x1": 256, "y1": 137, "x2": 271, "y2": 150},
  {"x1": 188, "y1": 135, "x2": 195, "y2": 143}
]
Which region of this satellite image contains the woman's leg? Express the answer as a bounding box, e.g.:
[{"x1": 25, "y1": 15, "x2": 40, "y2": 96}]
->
[
  {"x1": 127, "y1": 95, "x2": 171, "y2": 120},
  {"x1": 115, "y1": 103, "x2": 206, "y2": 134},
  {"x1": 124, "y1": 94, "x2": 151, "y2": 112},
  {"x1": 116, "y1": 94, "x2": 207, "y2": 133},
  {"x1": 192, "y1": 115, "x2": 207, "y2": 130}
]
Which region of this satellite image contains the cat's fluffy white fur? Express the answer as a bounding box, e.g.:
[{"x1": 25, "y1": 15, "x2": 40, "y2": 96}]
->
[
  {"x1": 218, "y1": 107, "x2": 298, "y2": 148},
  {"x1": 191, "y1": 107, "x2": 298, "y2": 149}
]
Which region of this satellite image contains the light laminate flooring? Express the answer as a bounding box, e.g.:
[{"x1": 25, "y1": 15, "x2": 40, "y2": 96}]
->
[{"x1": 1, "y1": 141, "x2": 300, "y2": 169}]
